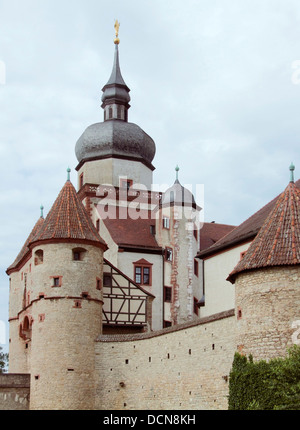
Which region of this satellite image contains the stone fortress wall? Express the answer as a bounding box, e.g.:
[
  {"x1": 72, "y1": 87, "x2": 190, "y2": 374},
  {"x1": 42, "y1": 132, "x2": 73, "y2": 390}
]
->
[{"x1": 95, "y1": 310, "x2": 236, "y2": 411}]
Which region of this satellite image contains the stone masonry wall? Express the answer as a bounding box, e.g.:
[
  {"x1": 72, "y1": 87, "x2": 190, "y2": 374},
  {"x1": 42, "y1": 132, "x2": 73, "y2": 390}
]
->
[
  {"x1": 95, "y1": 310, "x2": 236, "y2": 410},
  {"x1": 0, "y1": 374, "x2": 30, "y2": 410},
  {"x1": 235, "y1": 266, "x2": 300, "y2": 361}
]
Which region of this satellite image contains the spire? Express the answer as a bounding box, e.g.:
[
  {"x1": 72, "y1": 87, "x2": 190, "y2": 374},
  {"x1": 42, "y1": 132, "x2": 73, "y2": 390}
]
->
[
  {"x1": 30, "y1": 180, "x2": 107, "y2": 250},
  {"x1": 290, "y1": 162, "x2": 295, "y2": 183},
  {"x1": 101, "y1": 21, "x2": 131, "y2": 122},
  {"x1": 40, "y1": 205, "x2": 44, "y2": 219},
  {"x1": 175, "y1": 165, "x2": 180, "y2": 183},
  {"x1": 67, "y1": 167, "x2": 71, "y2": 182}
]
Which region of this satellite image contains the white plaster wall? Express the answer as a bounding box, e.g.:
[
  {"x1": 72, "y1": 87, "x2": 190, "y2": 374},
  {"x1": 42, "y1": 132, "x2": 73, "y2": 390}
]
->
[
  {"x1": 78, "y1": 158, "x2": 153, "y2": 189},
  {"x1": 117, "y1": 252, "x2": 163, "y2": 331},
  {"x1": 200, "y1": 242, "x2": 252, "y2": 318}
]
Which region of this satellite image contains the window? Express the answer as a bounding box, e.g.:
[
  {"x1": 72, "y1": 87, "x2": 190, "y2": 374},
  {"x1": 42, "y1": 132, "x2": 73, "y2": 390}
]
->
[
  {"x1": 193, "y1": 224, "x2": 198, "y2": 241},
  {"x1": 109, "y1": 107, "x2": 113, "y2": 119},
  {"x1": 194, "y1": 259, "x2": 199, "y2": 277},
  {"x1": 143, "y1": 267, "x2": 150, "y2": 285},
  {"x1": 164, "y1": 286, "x2": 172, "y2": 303},
  {"x1": 103, "y1": 273, "x2": 112, "y2": 287},
  {"x1": 120, "y1": 179, "x2": 133, "y2": 191},
  {"x1": 79, "y1": 173, "x2": 84, "y2": 189},
  {"x1": 133, "y1": 259, "x2": 153, "y2": 286},
  {"x1": 34, "y1": 249, "x2": 44, "y2": 266},
  {"x1": 72, "y1": 248, "x2": 87, "y2": 262},
  {"x1": 117, "y1": 105, "x2": 122, "y2": 119},
  {"x1": 135, "y1": 267, "x2": 142, "y2": 284},
  {"x1": 96, "y1": 219, "x2": 100, "y2": 232},
  {"x1": 194, "y1": 297, "x2": 199, "y2": 316},
  {"x1": 240, "y1": 251, "x2": 247, "y2": 261},
  {"x1": 51, "y1": 276, "x2": 62, "y2": 288},
  {"x1": 163, "y1": 217, "x2": 170, "y2": 230},
  {"x1": 96, "y1": 278, "x2": 102, "y2": 291},
  {"x1": 73, "y1": 300, "x2": 82, "y2": 309},
  {"x1": 135, "y1": 266, "x2": 151, "y2": 285},
  {"x1": 165, "y1": 248, "x2": 173, "y2": 262},
  {"x1": 163, "y1": 321, "x2": 172, "y2": 328}
]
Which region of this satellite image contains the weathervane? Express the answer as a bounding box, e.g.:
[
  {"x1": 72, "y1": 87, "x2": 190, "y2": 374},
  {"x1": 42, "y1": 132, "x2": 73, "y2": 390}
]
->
[{"x1": 114, "y1": 20, "x2": 120, "y2": 45}]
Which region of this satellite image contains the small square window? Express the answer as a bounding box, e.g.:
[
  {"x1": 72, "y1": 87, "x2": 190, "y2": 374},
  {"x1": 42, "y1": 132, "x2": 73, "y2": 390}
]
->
[
  {"x1": 103, "y1": 274, "x2": 112, "y2": 287},
  {"x1": 51, "y1": 276, "x2": 62, "y2": 288}
]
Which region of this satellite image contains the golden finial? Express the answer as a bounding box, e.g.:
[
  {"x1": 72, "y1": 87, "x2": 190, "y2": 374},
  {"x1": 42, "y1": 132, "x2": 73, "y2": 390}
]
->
[{"x1": 114, "y1": 20, "x2": 120, "y2": 45}]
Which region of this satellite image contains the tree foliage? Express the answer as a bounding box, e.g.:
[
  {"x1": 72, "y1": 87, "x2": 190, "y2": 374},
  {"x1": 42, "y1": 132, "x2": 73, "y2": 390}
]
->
[
  {"x1": 0, "y1": 346, "x2": 8, "y2": 374},
  {"x1": 228, "y1": 346, "x2": 300, "y2": 410}
]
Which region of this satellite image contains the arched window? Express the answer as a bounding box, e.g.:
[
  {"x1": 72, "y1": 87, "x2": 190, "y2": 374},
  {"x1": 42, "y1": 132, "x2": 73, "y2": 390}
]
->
[
  {"x1": 72, "y1": 248, "x2": 87, "y2": 262},
  {"x1": 34, "y1": 249, "x2": 44, "y2": 265},
  {"x1": 20, "y1": 316, "x2": 32, "y2": 340},
  {"x1": 117, "y1": 105, "x2": 122, "y2": 119}
]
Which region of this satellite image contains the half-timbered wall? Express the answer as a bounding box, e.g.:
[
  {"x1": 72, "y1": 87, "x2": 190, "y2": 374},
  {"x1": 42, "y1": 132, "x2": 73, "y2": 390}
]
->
[{"x1": 102, "y1": 260, "x2": 153, "y2": 333}]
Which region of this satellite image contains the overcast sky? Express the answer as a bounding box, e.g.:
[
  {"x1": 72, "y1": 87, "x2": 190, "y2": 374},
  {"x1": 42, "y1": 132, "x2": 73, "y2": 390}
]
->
[{"x1": 1, "y1": 0, "x2": 300, "y2": 351}]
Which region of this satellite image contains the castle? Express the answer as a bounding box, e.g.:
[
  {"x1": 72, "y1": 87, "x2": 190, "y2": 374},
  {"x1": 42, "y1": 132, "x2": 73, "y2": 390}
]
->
[{"x1": 1, "y1": 26, "x2": 300, "y2": 410}]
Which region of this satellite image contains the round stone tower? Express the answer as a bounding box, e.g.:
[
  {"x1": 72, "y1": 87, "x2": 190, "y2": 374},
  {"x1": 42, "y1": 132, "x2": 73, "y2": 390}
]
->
[
  {"x1": 228, "y1": 165, "x2": 300, "y2": 361},
  {"x1": 8, "y1": 173, "x2": 107, "y2": 410}
]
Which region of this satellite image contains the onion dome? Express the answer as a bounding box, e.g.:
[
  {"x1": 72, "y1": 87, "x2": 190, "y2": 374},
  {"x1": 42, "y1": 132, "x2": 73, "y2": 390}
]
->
[
  {"x1": 227, "y1": 164, "x2": 300, "y2": 284},
  {"x1": 75, "y1": 27, "x2": 156, "y2": 170}
]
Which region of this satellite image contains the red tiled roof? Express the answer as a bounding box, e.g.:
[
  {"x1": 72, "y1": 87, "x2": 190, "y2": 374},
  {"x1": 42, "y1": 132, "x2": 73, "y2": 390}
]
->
[
  {"x1": 7, "y1": 217, "x2": 44, "y2": 274},
  {"x1": 227, "y1": 181, "x2": 300, "y2": 283},
  {"x1": 103, "y1": 211, "x2": 161, "y2": 251},
  {"x1": 200, "y1": 222, "x2": 236, "y2": 251},
  {"x1": 199, "y1": 179, "x2": 300, "y2": 258},
  {"x1": 31, "y1": 181, "x2": 107, "y2": 249}
]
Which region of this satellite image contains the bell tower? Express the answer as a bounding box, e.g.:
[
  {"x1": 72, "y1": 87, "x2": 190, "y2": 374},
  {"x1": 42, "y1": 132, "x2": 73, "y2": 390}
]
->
[{"x1": 75, "y1": 22, "x2": 156, "y2": 191}]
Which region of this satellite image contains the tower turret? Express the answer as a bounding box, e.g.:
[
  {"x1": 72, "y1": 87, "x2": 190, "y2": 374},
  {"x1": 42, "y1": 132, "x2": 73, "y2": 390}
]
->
[
  {"x1": 75, "y1": 22, "x2": 156, "y2": 190},
  {"x1": 156, "y1": 167, "x2": 201, "y2": 326},
  {"x1": 7, "y1": 171, "x2": 107, "y2": 410},
  {"x1": 228, "y1": 165, "x2": 300, "y2": 360}
]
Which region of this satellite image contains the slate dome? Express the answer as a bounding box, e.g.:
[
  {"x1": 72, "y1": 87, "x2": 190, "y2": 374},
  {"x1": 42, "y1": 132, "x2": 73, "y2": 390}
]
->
[{"x1": 75, "y1": 120, "x2": 156, "y2": 166}]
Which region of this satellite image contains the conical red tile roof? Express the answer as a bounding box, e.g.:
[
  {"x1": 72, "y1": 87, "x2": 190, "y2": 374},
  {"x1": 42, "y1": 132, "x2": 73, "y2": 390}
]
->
[
  {"x1": 7, "y1": 216, "x2": 44, "y2": 274},
  {"x1": 227, "y1": 181, "x2": 300, "y2": 283},
  {"x1": 30, "y1": 180, "x2": 107, "y2": 249}
]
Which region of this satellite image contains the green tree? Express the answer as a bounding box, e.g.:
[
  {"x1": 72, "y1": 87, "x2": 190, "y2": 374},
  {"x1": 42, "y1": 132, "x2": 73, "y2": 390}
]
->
[
  {"x1": 228, "y1": 346, "x2": 300, "y2": 410},
  {"x1": 0, "y1": 346, "x2": 8, "y2": 373}
]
